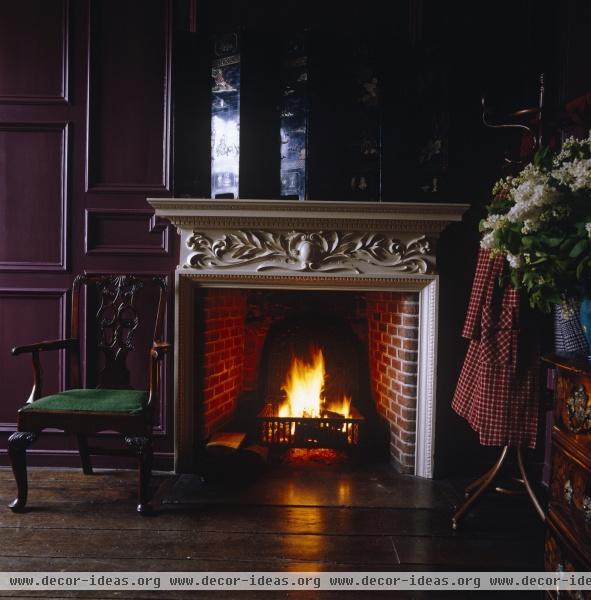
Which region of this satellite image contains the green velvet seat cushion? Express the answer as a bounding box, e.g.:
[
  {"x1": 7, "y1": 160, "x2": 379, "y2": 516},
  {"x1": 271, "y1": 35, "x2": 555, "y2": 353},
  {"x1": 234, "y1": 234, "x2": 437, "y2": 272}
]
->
[{"x1": 21, "y1": 389, "x2": 148, "y2": 414}]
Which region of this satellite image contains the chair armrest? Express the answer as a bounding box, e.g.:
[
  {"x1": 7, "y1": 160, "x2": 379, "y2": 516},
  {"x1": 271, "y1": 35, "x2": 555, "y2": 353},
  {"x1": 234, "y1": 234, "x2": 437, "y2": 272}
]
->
[
  {"x1": 147, "y1": 341, "x2": 170, "y2": 408},
  {"x1": 12, "y1": 338, "x2": 78, "y2": 356},
  {"x1": 12, "y1": 338, "x2": 78, "y2": 404}
]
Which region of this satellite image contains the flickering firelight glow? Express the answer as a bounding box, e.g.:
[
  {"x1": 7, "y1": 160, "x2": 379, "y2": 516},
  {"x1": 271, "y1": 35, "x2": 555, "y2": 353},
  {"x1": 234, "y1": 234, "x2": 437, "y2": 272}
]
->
[{"x1": 278, "y1": 346, "x2": 351, "y2": 420}]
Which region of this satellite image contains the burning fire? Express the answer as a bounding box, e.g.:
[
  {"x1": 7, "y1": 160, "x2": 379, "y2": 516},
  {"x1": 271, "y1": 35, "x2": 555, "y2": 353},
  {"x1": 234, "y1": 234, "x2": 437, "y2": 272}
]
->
[{"x1": 278, "y1": 346, "x2": 351, "y2": 419}]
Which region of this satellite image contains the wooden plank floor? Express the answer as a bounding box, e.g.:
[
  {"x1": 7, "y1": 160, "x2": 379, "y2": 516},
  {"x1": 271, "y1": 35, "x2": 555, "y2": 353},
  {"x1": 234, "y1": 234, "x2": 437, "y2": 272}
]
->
[{"x1": 0, "y1": 465, "x2": 545, "y2": 599}]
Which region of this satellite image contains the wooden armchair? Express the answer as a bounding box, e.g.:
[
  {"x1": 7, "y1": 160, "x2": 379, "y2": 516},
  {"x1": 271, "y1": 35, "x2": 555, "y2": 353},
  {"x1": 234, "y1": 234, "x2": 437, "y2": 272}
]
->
[{"x1": 7, "y1": 274, "x2": 169, "y2": 514}]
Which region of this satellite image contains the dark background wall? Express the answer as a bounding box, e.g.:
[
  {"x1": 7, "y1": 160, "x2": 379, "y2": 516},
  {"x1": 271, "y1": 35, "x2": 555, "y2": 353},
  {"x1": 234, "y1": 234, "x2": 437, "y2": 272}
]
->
[{"x1": 0, "y1": 0, "x2": 589, "y2": 475}]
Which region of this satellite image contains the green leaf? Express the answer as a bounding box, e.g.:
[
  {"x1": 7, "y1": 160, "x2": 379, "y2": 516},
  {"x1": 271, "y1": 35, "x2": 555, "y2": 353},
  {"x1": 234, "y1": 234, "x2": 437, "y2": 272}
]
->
[
  {"x1": 544, "y1": 237, "x2": 565, "y2": 248},
  {"x1": 569, "y1": 239, "x2": 589, "y2": 258}
]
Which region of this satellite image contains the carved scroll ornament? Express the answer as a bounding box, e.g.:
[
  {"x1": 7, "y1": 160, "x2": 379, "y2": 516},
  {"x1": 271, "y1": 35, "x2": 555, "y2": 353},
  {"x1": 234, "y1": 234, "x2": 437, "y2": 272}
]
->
[{"x1": 186, "y1": 230, "x2": 432, "y2": 274}]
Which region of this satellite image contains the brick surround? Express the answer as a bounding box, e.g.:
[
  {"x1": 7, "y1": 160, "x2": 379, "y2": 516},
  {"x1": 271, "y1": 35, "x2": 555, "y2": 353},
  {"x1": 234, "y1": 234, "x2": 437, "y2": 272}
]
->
[
  {"x1": 367, "y1": 292, "x2": 419, "y2": 473},
  {"x1": 197, "y1": 289, "x2": 420, "y2": 471},
  {"x1": 198, "y1": 289, "x2": 246, "y2": 437}
]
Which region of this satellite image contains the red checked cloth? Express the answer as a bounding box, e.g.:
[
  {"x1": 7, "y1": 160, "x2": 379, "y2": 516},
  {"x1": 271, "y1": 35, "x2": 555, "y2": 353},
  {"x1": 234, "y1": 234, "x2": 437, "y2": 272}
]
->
[{"x1": 452, "y1": 248, "x2": 540, "y2": 448}]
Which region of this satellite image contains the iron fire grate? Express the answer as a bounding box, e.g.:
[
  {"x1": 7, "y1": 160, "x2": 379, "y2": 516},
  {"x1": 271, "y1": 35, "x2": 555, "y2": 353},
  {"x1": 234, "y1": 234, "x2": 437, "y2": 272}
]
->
[{"x1": 258, "y1": 403, "x2": 363, "y2": 448}]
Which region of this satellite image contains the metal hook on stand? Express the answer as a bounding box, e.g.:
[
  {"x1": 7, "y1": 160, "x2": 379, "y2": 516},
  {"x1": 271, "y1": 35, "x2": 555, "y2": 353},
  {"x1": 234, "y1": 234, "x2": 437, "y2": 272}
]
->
[{"x1": 481, "y1": 73, "x2": 545, "y2": 166}]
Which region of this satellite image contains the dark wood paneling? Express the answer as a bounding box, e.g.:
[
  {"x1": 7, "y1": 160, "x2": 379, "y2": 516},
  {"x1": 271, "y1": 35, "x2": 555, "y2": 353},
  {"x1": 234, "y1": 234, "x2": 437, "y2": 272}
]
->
[
  {"x1": 0, "y1": 0, "x2": 176, "y2": 469},
  {"x1": 0, "y1": 0, "x2": 69, "y2": 104},
  {"x1": 0, "y1": 289, "x2": 68, "y2": 431},
  {"x1": 559, "y1": 0, "x2": 591, "y2": 104},
  {"x1": 0, "y1": 123, "x2": 68, "y2": 271},
  {"x1": 85, "y1": 208, "x2": 170, "y2": 256},
  {"x1": 85, "y1": 0, "x2": 172, "y2": 193}
]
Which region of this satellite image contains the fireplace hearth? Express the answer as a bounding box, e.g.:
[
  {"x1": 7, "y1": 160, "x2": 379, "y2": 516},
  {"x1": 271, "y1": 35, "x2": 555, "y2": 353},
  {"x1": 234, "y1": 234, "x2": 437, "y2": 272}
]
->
[{"x1": 147, "y1": 198, "x2": 468, "y2": 477}]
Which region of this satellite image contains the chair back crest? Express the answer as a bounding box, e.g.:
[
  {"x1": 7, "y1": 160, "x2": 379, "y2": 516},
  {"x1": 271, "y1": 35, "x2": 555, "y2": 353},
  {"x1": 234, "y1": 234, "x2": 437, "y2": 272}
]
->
[{"x1": 72, "y1": 274, "x2": 167, "y2": 390}]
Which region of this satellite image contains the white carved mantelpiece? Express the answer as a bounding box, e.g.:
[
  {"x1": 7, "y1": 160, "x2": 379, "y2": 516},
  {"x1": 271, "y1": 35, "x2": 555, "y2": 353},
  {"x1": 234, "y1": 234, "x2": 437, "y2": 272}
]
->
[{"x1": 148, "y1": 198, "x2": 469, "y2": 477}]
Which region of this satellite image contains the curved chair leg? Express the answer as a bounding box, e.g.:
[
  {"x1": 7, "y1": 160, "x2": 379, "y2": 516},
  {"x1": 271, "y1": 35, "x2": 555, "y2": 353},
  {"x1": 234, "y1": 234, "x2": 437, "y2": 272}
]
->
[
  {"x1": 76, "y1": 434, "x2": 93, "y2": 475},
  {"x1": 7, "y1": 432, "x2": 38, "y2": 512},
  {"x1": 125, "y1": 436, "x2": 153, "y2": 515}
]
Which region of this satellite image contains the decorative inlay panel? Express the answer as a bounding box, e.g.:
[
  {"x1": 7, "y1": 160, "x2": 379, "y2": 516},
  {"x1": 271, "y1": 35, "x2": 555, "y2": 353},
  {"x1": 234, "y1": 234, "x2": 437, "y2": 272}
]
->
[
  {"x1": 566, "y1": 384, "x2": 591, "y2": 434},
  {"x1": 186, "y1": 230, "x2": 432, "y2": 274}
]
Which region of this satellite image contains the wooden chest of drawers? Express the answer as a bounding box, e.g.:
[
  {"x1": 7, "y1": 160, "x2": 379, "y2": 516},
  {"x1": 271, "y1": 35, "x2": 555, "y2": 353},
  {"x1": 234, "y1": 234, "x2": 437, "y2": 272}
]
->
[{"x1": 543, "y1": 354, "x2": 591, "y2": 598}]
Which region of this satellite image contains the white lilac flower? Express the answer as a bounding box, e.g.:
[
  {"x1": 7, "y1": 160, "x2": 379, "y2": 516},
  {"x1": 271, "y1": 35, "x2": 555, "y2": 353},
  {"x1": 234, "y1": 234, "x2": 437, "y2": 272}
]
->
[
  {"x1": 506, "y1": 165, "x2": 560, "y2": 223},
  {"x1": 553, "y1": 134, "x2": 591, "y2": 167},
  {"x1": 552, "y1": 157, "x2": 591, "y2": 192},
  {"x1": 480, "y1": 231, "x2": 495, "y2": 250},
  {"x1": 506, "y1": 253, "x2": 523, "y2": 269},
  {"x1": 481, "y1": 213, "x2": 507, "y2": 231},
  {"x1": 492, "y1": 176, "x2": 514, "y2": 197},
  {"x1": 521, "y1": 219, "x2": 539, "y2": 234},
  {"x1": 586, "y1": 223, "x2": 591, "y2": 238}
]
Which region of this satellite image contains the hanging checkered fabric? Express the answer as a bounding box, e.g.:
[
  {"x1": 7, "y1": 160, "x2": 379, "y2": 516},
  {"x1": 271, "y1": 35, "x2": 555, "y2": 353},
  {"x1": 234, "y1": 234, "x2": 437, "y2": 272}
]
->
[
  {"x1": 452, "y1": 248, "x2": 540, "y2": 448},
  {"x1": 553, "y1": 299, "x2": 589, "y2": 354}
]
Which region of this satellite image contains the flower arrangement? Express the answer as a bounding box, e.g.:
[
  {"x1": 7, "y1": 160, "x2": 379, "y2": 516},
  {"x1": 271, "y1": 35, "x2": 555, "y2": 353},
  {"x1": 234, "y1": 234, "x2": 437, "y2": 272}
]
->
[{"x1": 480, "y1": 134, "x2": 591, "y2": 311}]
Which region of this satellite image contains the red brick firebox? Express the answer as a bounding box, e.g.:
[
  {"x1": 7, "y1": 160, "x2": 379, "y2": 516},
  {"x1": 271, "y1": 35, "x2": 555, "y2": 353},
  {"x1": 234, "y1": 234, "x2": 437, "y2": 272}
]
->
[
  {"x1": 196, "y1": 289, "x2": 419, "y2": 472},
  {"x1": 199, "y1": 289, "x2": 246, "y2": 437},
  {"x1": 367, "y1": 292, "x2": 419, "y2": 473}
]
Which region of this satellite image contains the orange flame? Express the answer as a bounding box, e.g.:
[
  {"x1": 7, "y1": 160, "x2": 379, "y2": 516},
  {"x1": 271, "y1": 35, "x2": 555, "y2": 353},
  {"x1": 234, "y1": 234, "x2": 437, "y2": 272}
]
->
[{"x1": 278, "y1": 346, "x2": 351, "y2": 419}]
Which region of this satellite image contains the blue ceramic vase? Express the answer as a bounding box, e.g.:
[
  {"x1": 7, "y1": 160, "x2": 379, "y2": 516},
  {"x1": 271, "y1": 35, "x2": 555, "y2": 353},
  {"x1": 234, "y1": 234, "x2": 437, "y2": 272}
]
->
[{"x1": 580, "y1": 296, "x2": 591, "y2": 355}]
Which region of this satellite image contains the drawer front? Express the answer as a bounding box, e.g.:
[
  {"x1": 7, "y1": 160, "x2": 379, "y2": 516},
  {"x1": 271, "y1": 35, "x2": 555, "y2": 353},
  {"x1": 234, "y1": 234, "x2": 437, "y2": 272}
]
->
[
  {"x1": 556, "y1": 372, "x2": 591, "y2": 444},
  {"x1": 545, "y1": 528, "x2": 591, "y2": 600},
  {"x1": 550, "y1": 441, "x2": 591, "y2": 535}
]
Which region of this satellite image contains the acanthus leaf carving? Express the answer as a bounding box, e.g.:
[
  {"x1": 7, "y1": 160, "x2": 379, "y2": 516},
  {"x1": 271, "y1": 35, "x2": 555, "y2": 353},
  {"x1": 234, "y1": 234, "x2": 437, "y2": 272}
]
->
[{"x1": 186, "y1": 229, "x2": 433, "y2": 274}]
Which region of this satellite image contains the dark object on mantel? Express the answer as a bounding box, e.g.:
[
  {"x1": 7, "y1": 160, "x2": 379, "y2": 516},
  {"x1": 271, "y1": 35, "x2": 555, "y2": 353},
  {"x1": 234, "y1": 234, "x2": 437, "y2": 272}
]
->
[
  {"x1": 6, "y1": 275, "x2": 169, "y2": 515},
  {"x1": 541, "y1": 353, "x2": 591, "y2": 575}
]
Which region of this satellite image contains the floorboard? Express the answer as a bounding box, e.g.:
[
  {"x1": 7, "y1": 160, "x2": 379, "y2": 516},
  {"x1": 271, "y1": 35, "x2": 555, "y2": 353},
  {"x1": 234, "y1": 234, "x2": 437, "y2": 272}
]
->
[{"x1": 0, "y1": 466, "x2": 545, "y2": 599}]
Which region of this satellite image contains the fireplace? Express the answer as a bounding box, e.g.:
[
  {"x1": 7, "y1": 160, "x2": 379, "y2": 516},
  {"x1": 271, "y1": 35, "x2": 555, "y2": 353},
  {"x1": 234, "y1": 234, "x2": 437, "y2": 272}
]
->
[{"x1": 147, "y1": 198, "x2": 468, "y2": 477}]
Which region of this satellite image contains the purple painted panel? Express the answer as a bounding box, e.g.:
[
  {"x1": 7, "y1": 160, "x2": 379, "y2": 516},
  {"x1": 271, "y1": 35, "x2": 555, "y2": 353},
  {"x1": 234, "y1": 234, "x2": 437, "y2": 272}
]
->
[
  {"x1": 0, "y1": 123, "x2": 68, "y2": 271},
  {"x1": 0, "y1": 0, "x2": 176, "y2": 470},
  {"x1": 0, "y1": 290, "x2": 67, "y2": 431},
  {"x1": 0, "y1": 0, "x2": 69, "y2": 104},
  {"x1": 86, "y1": 0, "x2": 171, "y2": 192},
  {"x1": 85, "y1": 209, "x2": 170, "y2": 256}
]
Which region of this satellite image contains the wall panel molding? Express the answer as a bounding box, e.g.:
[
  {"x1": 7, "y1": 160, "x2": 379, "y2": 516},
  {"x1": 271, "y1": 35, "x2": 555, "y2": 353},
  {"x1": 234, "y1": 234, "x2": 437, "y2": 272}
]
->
[
  {"x1": 0, "y1": 0, "x2": 70, "y2": 105},
  {"x1": 85, "y1": 0, "x2": 172, "y2": 193},
  {"x1": 85, "y1": 208, "x2": 170, "y2": 256},
  {"x1": 0, "y1": 288, "x2": 68, "y2": 432},
  {"x1": 0, "y1": 122, "x2": 69, "y2": 272}
]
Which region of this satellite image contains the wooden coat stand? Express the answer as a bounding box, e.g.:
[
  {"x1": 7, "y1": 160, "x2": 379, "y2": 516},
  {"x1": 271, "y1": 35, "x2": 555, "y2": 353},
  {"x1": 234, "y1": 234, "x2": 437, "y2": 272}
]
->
[
  {"x1": 453, "y1": 74, "x2": 549, "y2": 530},
  {"x1": 451, "y1": 445, "x2": 546, "y2": 529}
]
